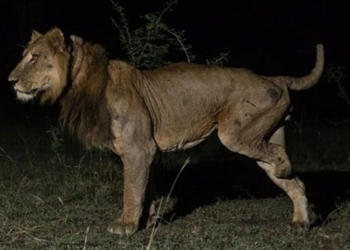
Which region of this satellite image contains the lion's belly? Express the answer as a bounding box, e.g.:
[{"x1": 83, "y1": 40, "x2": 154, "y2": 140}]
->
[{"x1": 154, "y1": 125, "x2": 217, "y2": 152}]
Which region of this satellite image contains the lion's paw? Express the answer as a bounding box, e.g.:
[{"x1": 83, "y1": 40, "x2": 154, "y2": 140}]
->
[
  {"x1": 107, "y1": 221, "x2": 138, "y2": 236},
  {"x1": 291, "y1": 220, "x2": 310, "y2": 233}
]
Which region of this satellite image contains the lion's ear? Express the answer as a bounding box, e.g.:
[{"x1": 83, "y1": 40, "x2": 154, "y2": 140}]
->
[
  {"x1": 28, "y1": 30, "x2": 43, "y2": 45},
  {"x1": 70, "y1": 35, "x2": 83, "y2": 47},
  {"x1": 31, "y1": 30, "x2": 43, "y2": 40},
  {"x1": 46, "y1": 27, "x2": 65, "y2": 48}
]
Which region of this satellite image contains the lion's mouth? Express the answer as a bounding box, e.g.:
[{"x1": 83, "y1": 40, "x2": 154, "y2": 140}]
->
[
  {"x1": 14, "y1": 80, "x2": 48, "y2": 102},
  {"x1": 17, "y1": 88, "x2": 40, "y2": 96},
  {"x1": 15, "y1": 88, "x2": 40, "y2": 102},
  {"x1": 15, "y1": 84, "x2": 48, "y2": 102}
]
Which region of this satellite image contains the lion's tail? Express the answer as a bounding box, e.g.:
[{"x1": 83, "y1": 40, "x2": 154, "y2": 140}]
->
[{"x1": 266, "y1": 44, "x2": 324, "y2": 91}]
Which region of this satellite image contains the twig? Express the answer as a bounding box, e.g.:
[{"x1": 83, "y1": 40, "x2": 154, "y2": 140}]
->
[
  {"x1": 321, "y1": 204, "x2": 346, "y2": 227},
  {"x1": 156, "y1": 0, "x2": 178, "y2": 24},
  {"x1": 0, "y1": 146, "x2": 17, "y2": 165},
  {"x1": 83, "y1": 226, "x2": 90, "y2": 250},
  {"x1": 146, "y1": 157, "x2": 190, "y2": 249},
  {"x1": 160, "y1": 25, "x2": 192, "y2": 63}
]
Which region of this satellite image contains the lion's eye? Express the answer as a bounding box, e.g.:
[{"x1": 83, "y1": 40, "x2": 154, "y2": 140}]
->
[{"x1": 30, "y1": 54, "x2": 39, "y2": 63}]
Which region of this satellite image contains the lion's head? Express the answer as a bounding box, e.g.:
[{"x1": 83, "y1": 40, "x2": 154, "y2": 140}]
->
[{"x1": 8, "y1": 28, "x2": 70, "y2": 104}]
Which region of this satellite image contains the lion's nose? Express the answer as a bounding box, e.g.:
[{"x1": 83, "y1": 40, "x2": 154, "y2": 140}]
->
[{"x1": 8, "y1": 73, "x2": 19, "y2": 84}]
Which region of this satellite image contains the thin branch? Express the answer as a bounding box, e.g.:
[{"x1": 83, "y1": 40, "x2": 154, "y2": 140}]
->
[{"x1": 160, "y1": 25, "x2": 192, "y2": 63}]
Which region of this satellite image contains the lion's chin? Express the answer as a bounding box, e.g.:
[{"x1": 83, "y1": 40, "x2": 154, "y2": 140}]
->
[{"x1": 16, "y1": 89, "x2": 39, "y2": 102}]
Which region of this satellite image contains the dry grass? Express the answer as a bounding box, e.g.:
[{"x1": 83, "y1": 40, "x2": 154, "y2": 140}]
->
[{"x1": 0, "y1": 118, "x2": 350, "y2": 249}]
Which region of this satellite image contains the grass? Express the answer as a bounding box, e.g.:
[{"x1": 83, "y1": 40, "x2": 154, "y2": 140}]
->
[{"x1": 0, "y1": 118, "x2": 350, "y2": 249}]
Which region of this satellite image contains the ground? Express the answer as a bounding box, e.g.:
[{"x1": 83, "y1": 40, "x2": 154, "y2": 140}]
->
[{"x1": 0, "y1": 115, "x2": 350, "y2": 249}]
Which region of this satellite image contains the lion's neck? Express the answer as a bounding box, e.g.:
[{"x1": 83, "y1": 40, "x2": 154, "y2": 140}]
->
[{"x1": 59, "y1": 43, "x2": 113, "y2": 149}]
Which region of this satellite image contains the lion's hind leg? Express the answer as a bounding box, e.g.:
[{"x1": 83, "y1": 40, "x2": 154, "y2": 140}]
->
[
  {"x1": 257, "y1": 142, "x2": 293, "y2": 178},
  {"x1": 217, "y1": 121, "x2": 308, "y2": 230},
  {"x1": 258, "y1": 126, "x2": 309, "y2": 230},
  {"x1": 217, "y1": 124, "x2": 292, "y2": 179},
  {"x1": 257, "y1": 162, "x2": 309, "y2": 230}
]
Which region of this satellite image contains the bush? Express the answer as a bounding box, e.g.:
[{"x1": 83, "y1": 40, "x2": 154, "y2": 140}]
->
[{"x1": 110, "y1": 0, "x2": 196, "y2": 68}]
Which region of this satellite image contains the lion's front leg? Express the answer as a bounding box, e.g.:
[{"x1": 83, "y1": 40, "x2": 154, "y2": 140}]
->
[{"x1": 108, "y1": 148, "x2": 156, "y2": 236}]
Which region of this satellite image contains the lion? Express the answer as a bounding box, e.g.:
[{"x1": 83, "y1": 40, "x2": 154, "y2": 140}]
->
[{"x1": 8, "y1": 28, "x2": 324, "y2": 235}]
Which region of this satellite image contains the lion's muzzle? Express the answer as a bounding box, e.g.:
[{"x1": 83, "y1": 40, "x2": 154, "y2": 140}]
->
[{"x1": 8, "y1": 71, "x2": 19, "y2": 85}]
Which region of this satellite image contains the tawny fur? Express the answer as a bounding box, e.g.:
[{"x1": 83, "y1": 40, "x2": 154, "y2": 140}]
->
[{"x1": 8, "y1": 27, "x2": 324, "y2": 236}]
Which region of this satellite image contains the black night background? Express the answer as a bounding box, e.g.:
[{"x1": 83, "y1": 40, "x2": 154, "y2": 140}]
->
[
  {"x1": 0, "y1": 0, "x2": 350, "y2": 248},
  {"x1": 1, "y1": 0, "x2": 350, "y2": 120}
]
